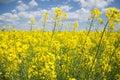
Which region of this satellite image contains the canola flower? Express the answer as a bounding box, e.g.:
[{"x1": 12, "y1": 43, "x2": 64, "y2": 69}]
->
[
  {"x1": 0, "y1": 30, "x2": 119, "y2": 80},
  {"x1": 62, "y1": 12, "x2": 68, "y2": 20},
  {"x1": 51, "y1": 8, "x2": 68, "y2": 42},
  {"x1": 53, "y1": 8, "x2": 68, "y2": 29},
  {"x1": 87, "y1": 7, "x2": 120, "y2": 80},
  {"x1": 54, "y1": 8, "x2": 63, "y2": 18},
  {"x1": 42, "y1": 12, "x2": 49, "y2": 31},
  {"x1": 0, "y1": 7, "x2": 120, "y2": 80},
  {"x1": 43, "y1": 12, "x2": 49, "y2": 19},
  {"x1": 70, "y1": 21, "x2": 79, "y2": 32},
  {"x1": 86, "y1": 8, "x2": 103, "y2": 35},
  {"x1": 30, "y1": 18, "x2": 36, "y2": 24},
  {"x1": 91, "y1": 8, "x2": 103, "y2": 25},
  {"x1": 69, "y1": 78, "x2": 76, "y2": 80},
  {"x1": 53, "y1": 8, "x2": 63, "y2": 31},
  {"x1": 74, "y1": 21, "x2": 79, "y2": 28},
  {"x1": 106, "y1": 7, "x2": 120, "y2": 30},
  {"x1": 30, "y1": 18, "x2": 36, "y2": 30},
  {"x1": 91, "y1": 8, "x2": 102, "y2": 18},
  {"x1": 1, "y1": 25, "x2": 6, "y2": 31}
]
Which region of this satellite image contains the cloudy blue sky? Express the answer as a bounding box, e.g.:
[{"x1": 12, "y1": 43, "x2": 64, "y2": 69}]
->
[{"x1": 0, "y1": 0, "x2": 120, "y2": 30}]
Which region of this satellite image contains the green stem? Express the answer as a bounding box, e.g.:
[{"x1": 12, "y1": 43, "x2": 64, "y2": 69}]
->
[
  {"x1": 43, "y1": 19, "x2": 47, "y2": 32},
  {"x1": 88, "y1": 20, "x2": 109, "y2": 79},
  {"x1": 81, "y1": 16, "x2": 94, "y2": 53},
  {"x1": 87, "y1": 17, "x2": 94, "y2": 36},
  {"x1": 51, "y1": 21, "x2": 56, "y2": 42},
  {"x1": 110, "y1": 36, "x2": 120, "y2": 61},
  {"x1": 31, "y1": 24, "x2": 32, "y2": 31}
]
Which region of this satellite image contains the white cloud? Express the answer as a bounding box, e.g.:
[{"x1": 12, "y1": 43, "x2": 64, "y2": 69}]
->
[
  {"x1": 73, "y1": 0, "x2": 114, "y2": 9},
  {"x1": 16, "y1": 1, "x2": 29, "y2": 11},
  {"x1": 17, "y1": 9, "x2": 48, "y2": 19},
  {"x1": 68, "y1": 8, "x2": 90, "y2": 22},
  {"x1": 1, "y1": 0, "x2": 114, "y2": 30},
  {"x1": 49, "y1": 5, "x2": 90, "y2": 22},
  {"x1": 18, "y1": 0, "x2": 22, "y2": 4},
  {"x1": 71, "y1": 0, "x2": 114, "y2": 22},
  {"x1": 60, "y1": 5, "x2": 72, "y2": 12},
  {"x1": 0, "y1": 3, "x2": 92, "y2": 30},
  {"x1": 29, "y1": 0, "x2": 38, "y2": 8},
  {"x1": 11, "y1": 9, "x2": 17, "y2": 14},
  {"x1": 18, "y1": 12, "x2": 31, "y2": 19},
  {"x1": 0, "y1": 13, "x2": 19, "y2": 23},
  {"x1": 101, "y1": 8, "x2": 108, "y2": 13}
]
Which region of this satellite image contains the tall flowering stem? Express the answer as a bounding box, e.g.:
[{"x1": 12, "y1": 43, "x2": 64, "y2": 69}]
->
[
  {"x1": 82, "y1": 8, "x2": 102, "y2": 53},
  {"x1": 88, "y1": 7, "x2": 120, "y2": 79},
  {"x1": 51, "y1": 8, "x2": 68, "y2": 42},
  {"x1": 42, "y1": 12, "x2": 49, "y2": 32},
  {"x1": 30, "y1": 18, "x2": 36, "y2": 31}
]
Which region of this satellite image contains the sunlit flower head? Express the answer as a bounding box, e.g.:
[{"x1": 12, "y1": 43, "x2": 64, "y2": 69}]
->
[
  {"x1": 43, "y1": 12, "x2": 49, "y2": 19},
  {"x1": 91, "y1": 8, "x2": 102, "y2": 18},
  {"x1": 106, "y1": 7, "x2": 120, "y2": 30},
  {"x1": 55, "y1": 8, "x2": 62, "y2": 15},
  {"x1": 62, "y1": 13, "x2": 68, "y2": 20},
  {"x1": 2, "y1": 26, "x2": 6, "y2": 29},
  {"x1": 30, "y1": 18, "x2": 36, "y2": 24},
  {"x1": 98, "y1": 18, "x2": 103, "y2": 25},
  {"x1": 74, "y1": 21, "x2": 79, "y2": 28},
  {"x1": 54, "y1": 8, "x2": 63, "y2": 18}
]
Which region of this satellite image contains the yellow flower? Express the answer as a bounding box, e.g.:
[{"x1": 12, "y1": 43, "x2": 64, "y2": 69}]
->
[
  {"x1": 30, "y1": 18, "x2": 36, "y2": 24},
  {"x1": 54, "y1": 8, "x2": 63, "y2": 19},
  {"x1": 109, "y1": 25, "x2": 114, "y2": 30},
  {"x1": 69, "y1": 78, "x2": 76, "y2": 80},
  {"x1": 58, "y1": 21, "x2": 62, "y2": 27},
  {"x1": 91, "y1": 8, "x2": 102, "y2": 18},
  {"x1": 106, "y1": 8, "x2": 120, "y2": 30},
  {"x1": 43, "y1": 12, "x2": 49, "y2": 19},
  {"x1": 55, "y1": 8, "x2": 62, "y2": 15},
  {"x1": 62, "y1": 13, "x2": 68, "y2": 20},
  {"x1": 106, "y1": 7, "x2": 119, "y2": 21},
  {"x1": 0, "y1": 72, "x2": 2, "y2": 75},
  {"x1": 2, "y1": 26, "x2": 6, "y2": 29},
  {"x1": 74, "y1": 21, "x2": 79, "y2": 28},
  {"x1": 115, "y1": 74, "x2": 120, "y2": 80},
  {"x1": 8, "y1": 25, "x2": 13, "y2": 29},
  {"x1": 98, "y1": 18, "x2": 103, "y2": 24}
]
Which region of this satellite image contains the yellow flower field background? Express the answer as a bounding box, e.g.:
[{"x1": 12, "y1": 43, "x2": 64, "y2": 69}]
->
[{"x1": 0, "y1": 8, "x2": 120, "y2": 80}]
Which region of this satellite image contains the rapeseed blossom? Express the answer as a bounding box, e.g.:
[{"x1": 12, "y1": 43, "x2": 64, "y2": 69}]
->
[
  {"x1": 106, "y1": 7, "x2": 120, "y2": 30},
  {"x1": 91, "y1": 8, "x2": 102, "y2": 18},
  {"x1": 30, "y1": 17, "x2": 36, "y2": 24},
  {"x1": 74, "y1": 21, "x2": 79, "y2": 28},
  {"x1": 43, "y1": 12, "x2": 49, "y2": 19},
  {"x1": 0, "y1": 7, "x2": 120, "y2": 80}
]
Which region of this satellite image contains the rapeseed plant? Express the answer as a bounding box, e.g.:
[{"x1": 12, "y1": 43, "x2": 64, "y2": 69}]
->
[
  {"x1": 30, "y1": 18, "x2": 36, "y2": 30},
  {"x1": 0, "y1": 7, "x2": 120, "y2": 80},
  {"x1": 42, "y1": 12, "x2": 49, "y2": 32}
]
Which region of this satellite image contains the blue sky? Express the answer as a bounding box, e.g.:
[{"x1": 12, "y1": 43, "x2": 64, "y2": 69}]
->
[{"x1": 0, "y1": 0, "x2": 120, "y2": 30}]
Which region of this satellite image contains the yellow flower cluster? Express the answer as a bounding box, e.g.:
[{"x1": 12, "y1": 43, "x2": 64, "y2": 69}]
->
[
  {"x1": 30, "y1": 18, "x2": 36, "y2": 24},
  {"x1": 54, "y1": 8, "x2": 63, "y2": 20},
  {"x1": 53, "y1": 8, "x2": 68, "y2": 28},
  {"x1": 0, "y1": 30, "x2": 119, "y2": 80},
  {"x1": 43, "y1": 12, "x2": 49, "y2": 19},
  {"x1": 74, "y1": 21, "x2": 79, "y2": 28},
  {"x1": 106, "y1": 8, "x2": 120, "y2": 30},
  {"x1": 91, "y1": 8, "x2": 103, "y2": 25},
  {"x1": 0, "y1": 7, "x2": 120, "y2": 80},
  {"x1": 91, "y1": 8, "x2": 102, "y2": 17},
  {"x1": 42, "y1": 12, "x2": 49, "y2": 31}
]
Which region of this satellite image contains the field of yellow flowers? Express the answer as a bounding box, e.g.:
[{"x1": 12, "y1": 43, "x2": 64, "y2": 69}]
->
[{"x1": 0, "y1": 8, "x2": 120, "y2": 80}]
